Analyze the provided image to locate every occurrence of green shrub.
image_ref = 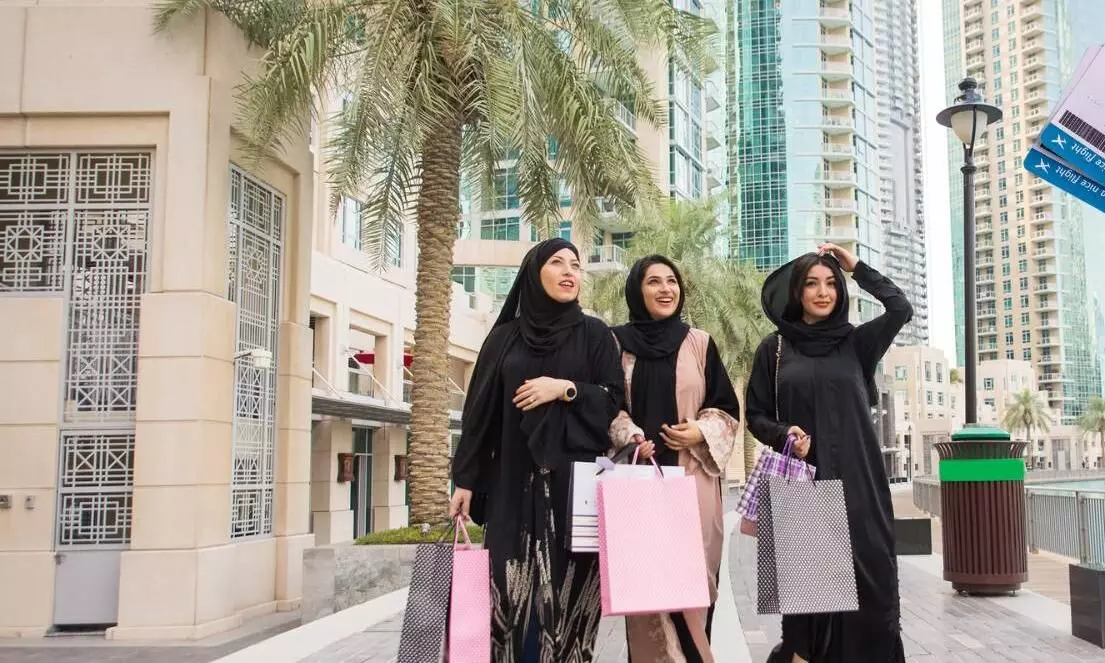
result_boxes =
[355,523,485,545]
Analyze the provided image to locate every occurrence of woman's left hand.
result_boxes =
[660,421,704,450]
[513,377,571,411]
[818,242,859,272]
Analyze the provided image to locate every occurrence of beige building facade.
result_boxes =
[884,346,965,479]
[976,360,1100,469]
[0,3,496,639]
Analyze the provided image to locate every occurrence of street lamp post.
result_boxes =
[937,77,1002,425]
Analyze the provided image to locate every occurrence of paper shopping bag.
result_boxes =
[570,453,684,553]
[448,519,491,663]
[756,476,859,615]
[397,538,454,663]
[596,462,709,616]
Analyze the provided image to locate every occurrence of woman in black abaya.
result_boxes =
[449,238,624,663]
[745,242,912,663]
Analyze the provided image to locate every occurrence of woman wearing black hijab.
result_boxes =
[449,238,624,663]
[746,242,912,663]
[609,255,741,663]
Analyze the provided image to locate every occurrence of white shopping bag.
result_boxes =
[568,455,684,553]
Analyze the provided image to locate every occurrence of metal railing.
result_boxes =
[912,470,1105,566]
[1026,488,1105,567]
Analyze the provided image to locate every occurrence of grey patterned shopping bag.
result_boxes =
[397,541,454,663]
[756,476,859,615]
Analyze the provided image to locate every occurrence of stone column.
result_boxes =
[310,419,354,543]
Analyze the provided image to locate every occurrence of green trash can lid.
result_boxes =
[951,424,1011,441]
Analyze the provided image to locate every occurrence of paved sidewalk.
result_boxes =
[298,614,629,663]
[729,529,1103,662]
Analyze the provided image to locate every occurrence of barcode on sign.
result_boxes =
[1059,110,1105,152]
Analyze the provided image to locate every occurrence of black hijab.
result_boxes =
[761,252,878,403]
[612,255,691,459]
[493,237,584,354]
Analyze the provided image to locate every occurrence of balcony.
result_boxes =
[1025,73,1046,88]
[1023,38,1045,56]
[820,88,854,107]
[965,39,984,55]
[614,101,636,133]
[819,170,856,187]
[819,34,852,54]
[1023,21,1043,39]
[821,143,855,160]
[820,62,853,80]
[823,199,856,214]
[1027,104,1048,122]
[588,244,626,272]
[976,205,993,217]
[1035,281,1057,294]
[821,115,854,134]
[1024,56,1045,73]
[1033,229,1055,241]
[822,226,859,242]
[966,55,985,70]
[964,20,983,38]
[818,7,851,26]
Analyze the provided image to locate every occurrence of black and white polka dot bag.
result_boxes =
[756,475,859,615]
[397,539,454,662]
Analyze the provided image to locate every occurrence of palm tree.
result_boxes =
[155,0,715,524]
[1001,388,1053,466]
[585,199,771,476]
[1077,396,1105,469]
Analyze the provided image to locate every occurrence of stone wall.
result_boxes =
[301,544,418,623]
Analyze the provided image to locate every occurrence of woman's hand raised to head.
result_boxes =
[513,377,574,411]
[817,242,858,272]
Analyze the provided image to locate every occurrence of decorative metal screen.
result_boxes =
[227,166,283,539]
[0,151,151,549]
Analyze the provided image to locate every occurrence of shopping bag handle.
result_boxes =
[596,441,640,475]
[630,446,666,478]
[781,434,815,481]
[453,516,473,547]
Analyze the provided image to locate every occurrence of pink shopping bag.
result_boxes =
[448,517,491,663]
[596,455,710,616]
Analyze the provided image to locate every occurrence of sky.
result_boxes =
[917,6,956,362]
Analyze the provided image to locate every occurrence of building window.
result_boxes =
[480,216,520,241]
[559,220,572,241]
[491,168,520,209]
[924,361,932,381]
[983,378,994,391]
[895,366,907,380]
[936,364,944,383]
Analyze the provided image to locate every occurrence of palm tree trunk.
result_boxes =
[407,113,462,526]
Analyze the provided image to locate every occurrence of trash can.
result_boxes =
[935,425,1028,595]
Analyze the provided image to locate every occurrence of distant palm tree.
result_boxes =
[1077,396,1105,469]
[1002,388,1053,465]
[585,199,771,476]
[155,0,715,524]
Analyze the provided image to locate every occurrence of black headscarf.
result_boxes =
[493,237,584,354]
[612,255,691,458]
[761,252,878,403]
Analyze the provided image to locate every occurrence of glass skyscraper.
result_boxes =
[734,0,885,323]
[943,0,1101,423]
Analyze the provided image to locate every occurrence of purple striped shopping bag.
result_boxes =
[736,435,816,537]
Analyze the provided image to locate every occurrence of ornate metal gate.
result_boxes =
[226,166,283,539]
[0,151,151,627]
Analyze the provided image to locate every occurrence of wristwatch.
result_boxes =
[563,383,578,402]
